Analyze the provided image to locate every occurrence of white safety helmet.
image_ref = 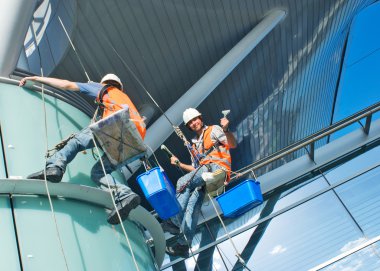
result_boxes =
[101,73,123,89]
[183,108,202,125]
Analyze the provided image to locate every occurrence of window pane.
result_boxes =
[319,241,380,271]
[325,146,380,185]
[245,192,363,270]
[335,165,380,238]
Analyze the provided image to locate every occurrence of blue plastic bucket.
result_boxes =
[137,167,180,219]
[216,179,263,218]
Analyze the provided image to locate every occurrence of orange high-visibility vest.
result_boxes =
[96,85,146,139]
[197,126,232,181]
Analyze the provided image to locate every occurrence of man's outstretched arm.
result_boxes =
[19,76,79,91]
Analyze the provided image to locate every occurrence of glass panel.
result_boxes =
[319,241,380,270]
[162,117,380,270]
[325,146,380,185]
[272,175,328,212]
[165,191,363,271]
[171,174,326,262]
[13,195,156,271]
[243,192,363,271]
[335,165,380,238]
[331,1,380,140]
[0,195,21,270]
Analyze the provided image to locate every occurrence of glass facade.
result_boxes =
[162,145,380,271]
[332,1,380,140]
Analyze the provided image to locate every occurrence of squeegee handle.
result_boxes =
[161,145,174,158]
[161,145,181,166]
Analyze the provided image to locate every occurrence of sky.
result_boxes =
[331,1,380,139]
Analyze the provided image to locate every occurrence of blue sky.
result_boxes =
[332,1,380,139]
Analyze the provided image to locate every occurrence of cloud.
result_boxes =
[270,245,287,255]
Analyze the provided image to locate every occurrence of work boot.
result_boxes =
[165,243,189,257]
[161,220,180,235]
[27,167,63,183]
[107,194,141,225]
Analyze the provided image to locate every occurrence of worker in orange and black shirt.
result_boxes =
[164,108,236,257]
[19,74,144,224]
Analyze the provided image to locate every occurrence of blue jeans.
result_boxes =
[46,127,134,202]
[171,163,221,246]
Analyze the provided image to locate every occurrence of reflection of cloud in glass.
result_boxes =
[325,259,363,271]
[270,245,287,255]
[340,238,366,252]
[213,262,222,270]
[185,255,198,270]
[211,250,228,270]
[324,237,379,271]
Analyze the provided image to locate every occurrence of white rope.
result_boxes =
[31,17,70,270]
[58,16,91,82]
[102,35,193,148]
[91,137,141,271]
[144,144,162,169]
[199,211,232,271]
[207,168,257,271]
[250,169,258,181]
[206,193,252,271]
[41,83,70,271]
[173,216,202,271]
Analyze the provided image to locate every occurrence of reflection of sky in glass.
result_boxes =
[247,192,363,270]
[163,145,380,270]
[325,146,380,185]
[332,2,380,140]
[335,165,380,238]
[272,176,328,213]
[320,241,380,271]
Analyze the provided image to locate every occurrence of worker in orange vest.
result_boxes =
[19,74,145,224]
[164,108,235,257]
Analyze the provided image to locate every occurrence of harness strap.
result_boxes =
[199,142,231,169]
[201,156,231,166]
[176,165,207,193]
[94,84,112,119]
[97,84,112,104]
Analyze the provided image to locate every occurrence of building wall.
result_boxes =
[0,81,157,270]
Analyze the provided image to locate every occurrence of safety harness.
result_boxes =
[95,84,146,139]
[176,126,230,193]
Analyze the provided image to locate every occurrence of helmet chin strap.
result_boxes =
[104,81,122,90]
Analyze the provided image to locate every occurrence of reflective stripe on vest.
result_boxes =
[197,126,231,180]
[96,86,146,139]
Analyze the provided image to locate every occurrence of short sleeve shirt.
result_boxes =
[190,125,228,167]
[191,125,228,152]
[76,82,103,99]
